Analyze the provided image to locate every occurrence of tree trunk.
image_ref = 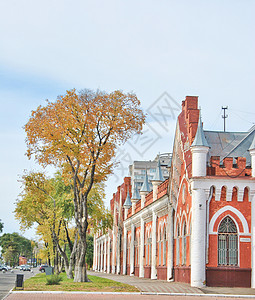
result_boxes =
[52,231,73,279]
[67,232,78,279]
[73,238,88,282]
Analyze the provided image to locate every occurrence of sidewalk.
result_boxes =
[4,270,255,300]
[88,270,255,296]
[7,293,255,300]
[88,270,202,294]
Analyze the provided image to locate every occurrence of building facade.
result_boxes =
[128,153,172,192]
[93,96,255,288]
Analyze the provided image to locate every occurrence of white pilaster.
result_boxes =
[112,200,117,274]
[151,211,157,279]
[116,230,121,274]
[97,244,100,271]
[191,188,206,287]
[152,181,160,202]
[250,149,255,178]
[140,192,147,208]
[107,236,111,273]
[123,226,127,275]
[124,208,128,220]
[251,192,255,288]
[130,224,135,276]
[131,200,137,215]
[112,229,116,274]
[226,189,232,202]
[93,236,97,271]
[167,207,174,281]
[104,237,107,272]
[100,240,104,272]
[139,218,145,277]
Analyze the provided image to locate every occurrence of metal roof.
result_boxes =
[140,170,151,192]
[123,190,132,208]
[191,111,210,148]
[152,159,164,182]
[249,131,255,151]
[132,183,141,200]
[204,126,255,166]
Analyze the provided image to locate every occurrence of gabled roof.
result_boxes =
[152,159,164,182]
[204,126,255,166]
[249,130,255,151]
[191,111,210,148]
[132,183,141,200]
[140,170,151,192]
[123,190,132,208]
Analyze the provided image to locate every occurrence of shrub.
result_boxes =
[46,274,63,285]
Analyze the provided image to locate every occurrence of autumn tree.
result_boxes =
[24,89,145,282]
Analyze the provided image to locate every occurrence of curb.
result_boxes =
[2,288,13,300]
[8,291,255,298]
[142,292,255,298]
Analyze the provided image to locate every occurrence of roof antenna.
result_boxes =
[222,106,228,132]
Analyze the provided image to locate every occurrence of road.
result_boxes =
[0,268,39,300]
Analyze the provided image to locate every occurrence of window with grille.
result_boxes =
[135,233,140,266]
[146,232,152,266]
[182,222,187,265]
[163,227,167,266]
[127,237,130,265]
[158,230,162,266]
[218,216,238,266]
[176,224,180,265]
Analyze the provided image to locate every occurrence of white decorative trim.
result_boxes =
[180,210,188,230]
[209,205,249,235]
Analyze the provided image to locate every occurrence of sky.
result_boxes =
[0,0,254,240]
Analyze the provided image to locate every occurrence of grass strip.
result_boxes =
[21,273,139,292]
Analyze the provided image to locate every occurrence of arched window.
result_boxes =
[158,226,162,266]
[182,221,187,265]
[163,226,167,266]
[135,231,140,266]
[127,236,131,266]
[176,224,180,266]
[218,216,238,266]
[145,230,152,266]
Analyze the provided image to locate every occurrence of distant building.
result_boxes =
[94,96,255,288]
[19,256,27,266]
[129,153,172,191]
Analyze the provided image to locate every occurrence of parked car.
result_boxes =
[19,264,26,271]
[0,265,8,271]
[23,265,31,271]
[39,264,48,272]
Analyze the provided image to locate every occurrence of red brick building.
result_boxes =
[94,96,255,288]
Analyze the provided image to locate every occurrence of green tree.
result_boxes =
[0,219,3,233]
[15,171,74,277]
[85,235,93,269]
[15,171,112,278]
[0,233,32,266]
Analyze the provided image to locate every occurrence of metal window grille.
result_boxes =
[163,228,167,266]
[218,217,238,266]
[176,225,180,266]
[182,223,187,265]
